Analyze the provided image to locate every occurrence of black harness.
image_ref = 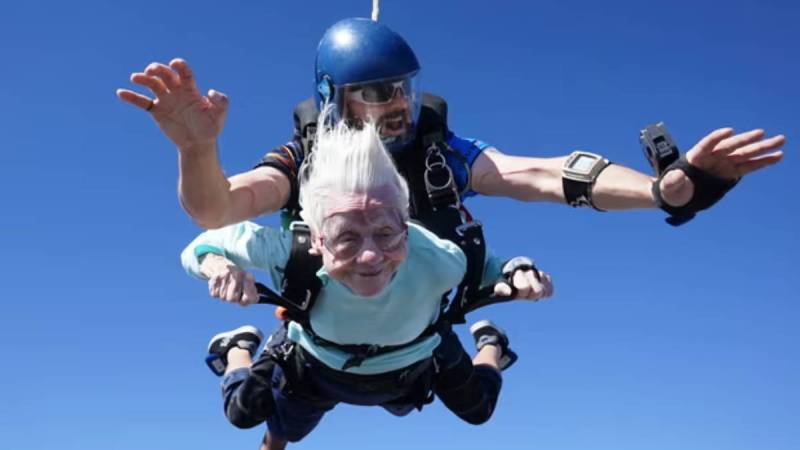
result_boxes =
[256,93,513,371]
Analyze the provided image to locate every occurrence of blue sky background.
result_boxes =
[1,1,798,449]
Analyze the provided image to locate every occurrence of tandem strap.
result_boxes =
[417,130,487,325]
[309,320,447,371]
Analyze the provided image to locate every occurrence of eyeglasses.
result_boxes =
[348,79,409,105]
[321,225,408,260]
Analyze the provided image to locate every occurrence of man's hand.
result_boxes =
[493,267,554,301]
[117,58,228,153]
[199,254,258,307]
[659,128,785,207]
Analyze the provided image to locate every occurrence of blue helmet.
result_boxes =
[315,18,422,151]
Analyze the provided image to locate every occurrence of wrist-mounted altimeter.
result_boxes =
[562,151,611,210]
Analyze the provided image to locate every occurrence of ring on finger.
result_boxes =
[146,99,155,112]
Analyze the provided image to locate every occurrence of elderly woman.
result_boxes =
[181,118,553,450]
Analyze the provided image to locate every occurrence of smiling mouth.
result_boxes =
[380,113,407,133]
[356,268,384,277]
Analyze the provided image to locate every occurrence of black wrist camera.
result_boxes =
[639,122,679,176]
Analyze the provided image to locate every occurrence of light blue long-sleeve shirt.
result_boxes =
[182,222,503,374]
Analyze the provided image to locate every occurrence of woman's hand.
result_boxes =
[493,258,554,301]
[199,254,258,306]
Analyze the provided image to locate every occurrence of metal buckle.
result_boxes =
[455,220,482,237]
[423,143,462,210]
[425,147,448,170]
[279,280,314,311]
[273,340,295,363]
[289,221,310,232]
[424,168,460,210]
[298,289,313,310]
[424,155,455,188]
[424,145,454,189]
[290,221,310,244]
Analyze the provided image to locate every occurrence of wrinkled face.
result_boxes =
[343,85,413,139]
[312,194,408,297]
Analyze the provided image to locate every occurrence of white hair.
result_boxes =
[298,108,410,233]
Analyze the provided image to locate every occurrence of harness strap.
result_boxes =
[305,320,446,371]
[446,221,487,324]
[410,100,488,324]
[293,97,318,155]
[255,222,322,324]
[423,139,460,211]
[281,222,322,320]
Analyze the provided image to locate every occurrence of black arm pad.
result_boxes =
[652,156,739,226]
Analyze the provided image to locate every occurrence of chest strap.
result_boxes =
[304,318,448,371]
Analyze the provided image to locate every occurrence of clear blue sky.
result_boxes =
[1,1,798,449]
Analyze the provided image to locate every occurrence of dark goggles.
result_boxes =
[348,79,410,105]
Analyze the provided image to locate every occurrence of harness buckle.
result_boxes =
[455,220,483,238]
[268,340,295,364]
[424,143,461,211]
[278,281,315,311]
[288,221,309,231]
[424,163,456,190]
[424,165,460,210]
[341,356,365,371]
[424,147,448,170]
[341,344,382,371]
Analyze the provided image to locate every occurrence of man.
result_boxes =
[117,18,785,232]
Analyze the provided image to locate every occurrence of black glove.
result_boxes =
[652,156,739,226]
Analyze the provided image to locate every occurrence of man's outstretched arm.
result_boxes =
[470,127,785,213]
[118,58,290,228]
[178,148,290,229]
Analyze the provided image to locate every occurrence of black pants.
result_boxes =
[432,325,503,425]
[221,324,503,440]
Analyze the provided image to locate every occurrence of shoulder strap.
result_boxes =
[396,93,449,218]
[293,97,320,154]
[394,94,487,324]
[281,221,322,311]
[418,93,448,139]
[255,222,322,327]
